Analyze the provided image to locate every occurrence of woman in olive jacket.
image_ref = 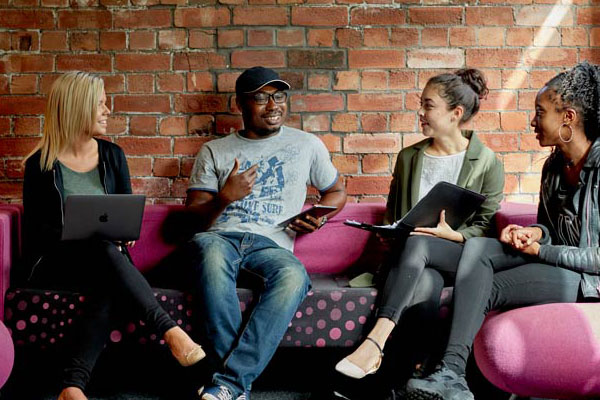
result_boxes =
[336,69,504,381]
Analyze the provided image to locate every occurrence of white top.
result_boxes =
[418,150,466,201]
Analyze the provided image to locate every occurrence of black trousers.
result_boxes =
[378,235,464,324]
[442,237,582,374]
[28,239,176,390]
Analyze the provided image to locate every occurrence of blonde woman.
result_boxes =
[22,72,204,400]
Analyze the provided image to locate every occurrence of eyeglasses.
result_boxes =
[249,91,287,105]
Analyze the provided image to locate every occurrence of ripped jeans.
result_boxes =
[187,231,310,397]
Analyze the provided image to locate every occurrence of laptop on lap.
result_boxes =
[61,194,146,241]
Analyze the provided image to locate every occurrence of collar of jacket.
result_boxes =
[540,137,600,243]
[409,130,483,208]
[583,137,600,168]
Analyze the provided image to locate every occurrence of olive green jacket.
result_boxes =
[384,130,505,240]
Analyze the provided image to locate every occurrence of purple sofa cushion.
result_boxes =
[128,204,184,273]
[0,320,13,388]
[3,277,380,349]
[129,203,387,275]
[294,203,386,275]
[475,303,600,398]
[495,202,538,236]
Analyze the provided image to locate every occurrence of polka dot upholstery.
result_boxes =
[4,279,455,349]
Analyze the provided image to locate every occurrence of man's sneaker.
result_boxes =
[405,363,474,400]
[199,385,248,400]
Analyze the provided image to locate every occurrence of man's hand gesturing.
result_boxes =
[219,158,258,204]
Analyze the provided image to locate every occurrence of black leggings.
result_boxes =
[442,237,582,375]
[378,235,464,324]
[28,240,176,391]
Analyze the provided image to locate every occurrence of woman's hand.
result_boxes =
[500,225,542,255]
[519,241,541,256]
[410,210,464,242]
[500,225,542,249]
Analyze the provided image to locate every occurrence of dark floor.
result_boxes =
[0,342,516,400]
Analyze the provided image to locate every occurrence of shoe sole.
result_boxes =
[406,389,443,400]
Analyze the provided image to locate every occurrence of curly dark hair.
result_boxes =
[545,61,600,141]
[427,68,489,124]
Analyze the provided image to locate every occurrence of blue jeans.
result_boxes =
[188,232,310,397]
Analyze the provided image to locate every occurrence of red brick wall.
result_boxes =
[0,3,598,204]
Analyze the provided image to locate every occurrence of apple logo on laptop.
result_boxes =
[99,213,109,223]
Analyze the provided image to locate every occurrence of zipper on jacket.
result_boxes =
[101,161,108,194]
[53,167,64,226]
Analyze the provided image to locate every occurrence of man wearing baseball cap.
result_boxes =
[185,66,347,400]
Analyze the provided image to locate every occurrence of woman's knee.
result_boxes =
[461,237,497,269]
[412,268,444,305]
[395,235,434,270]
[463,236,495,254]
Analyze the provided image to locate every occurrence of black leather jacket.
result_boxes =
[21,139,131,279]
[536,137,600,298]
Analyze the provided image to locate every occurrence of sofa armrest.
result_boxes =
[0,210,12,321]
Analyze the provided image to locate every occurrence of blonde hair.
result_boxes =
[25,71,104,171]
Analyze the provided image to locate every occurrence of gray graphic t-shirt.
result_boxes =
[188,126,339,250]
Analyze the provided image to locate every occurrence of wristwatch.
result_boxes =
[318,216,328,229]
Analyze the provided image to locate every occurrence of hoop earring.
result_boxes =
[558,123,573,143]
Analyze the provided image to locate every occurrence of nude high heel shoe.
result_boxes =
[335,337,384,379]
[177,343,206,367]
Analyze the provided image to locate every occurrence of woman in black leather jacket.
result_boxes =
[405,62,600,400]
[22,72,205,400]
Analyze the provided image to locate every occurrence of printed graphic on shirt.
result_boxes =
[217,146,300,226]
[557,212,581,247]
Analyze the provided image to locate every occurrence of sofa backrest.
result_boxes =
[295,202,386,274]
[129,202,388,275]
[1,201,539,277]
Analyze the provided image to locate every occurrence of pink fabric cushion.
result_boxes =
[294,202,386,275]
[0,320,14,388]
[131,203,387,275]
[475,303,600,398]
[495,202,537,237]
[0,211,13,322]
[129,204,183,273]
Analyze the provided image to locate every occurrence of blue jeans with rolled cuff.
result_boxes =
[188,231,310,398]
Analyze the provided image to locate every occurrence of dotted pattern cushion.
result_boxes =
[4,276,396,349]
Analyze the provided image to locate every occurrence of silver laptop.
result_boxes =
[61,194,146,241]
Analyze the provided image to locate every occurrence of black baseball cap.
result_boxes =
[235,66,291,95]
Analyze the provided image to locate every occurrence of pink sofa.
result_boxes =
[1,202,598,398]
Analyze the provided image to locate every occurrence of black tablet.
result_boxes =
[278,205,337,227]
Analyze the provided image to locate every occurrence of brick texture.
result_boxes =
[0,2,597,203]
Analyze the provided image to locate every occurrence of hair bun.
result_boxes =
[455,69,489,100]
